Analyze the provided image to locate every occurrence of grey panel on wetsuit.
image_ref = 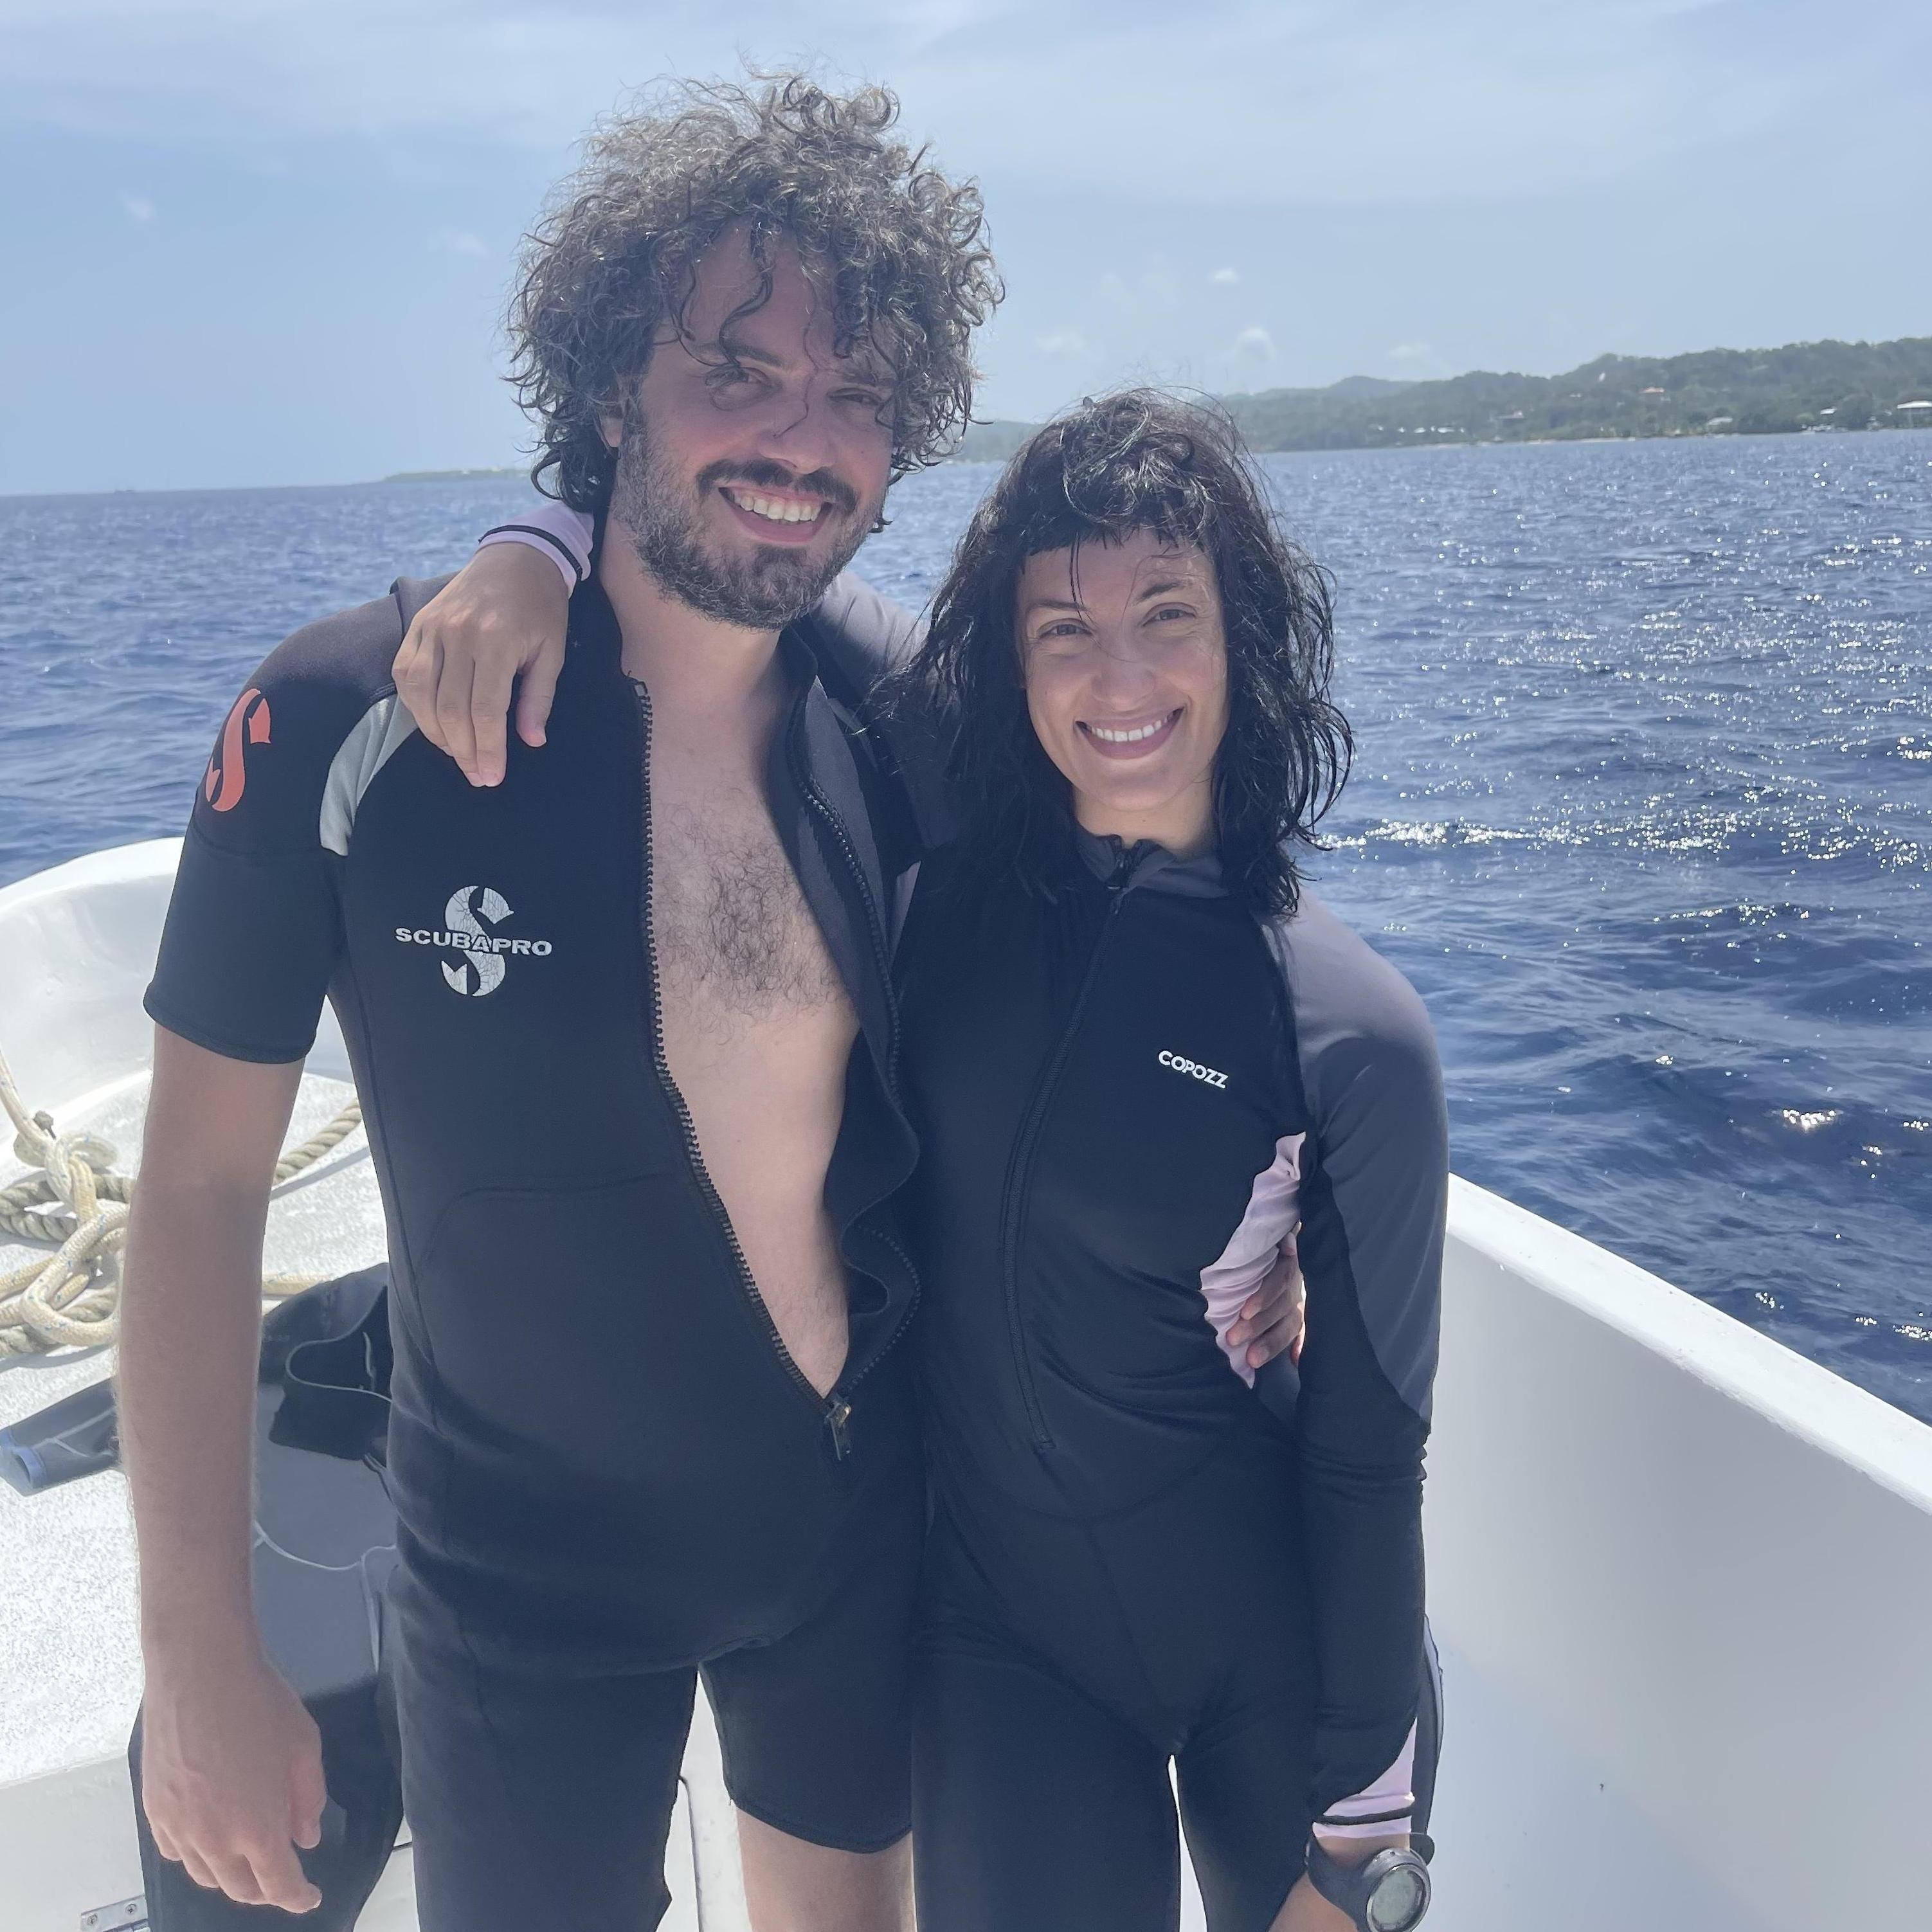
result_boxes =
[1263,894,1447,1425]
[320,694,419,856]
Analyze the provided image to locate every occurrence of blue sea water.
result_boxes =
[1,433,1927,1422]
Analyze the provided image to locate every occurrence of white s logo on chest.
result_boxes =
[393,884,556,997]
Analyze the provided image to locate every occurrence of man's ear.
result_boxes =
[597,403,623,452]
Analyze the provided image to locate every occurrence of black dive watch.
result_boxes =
[1304,1830,1434,1932]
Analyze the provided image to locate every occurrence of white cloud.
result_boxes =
[1034,327,1090,357]
[1211,266,1240,285]
[430,227,489,258]
[1389,341,1435,365]
[121,194,155,221]
[1234,325,1274,361]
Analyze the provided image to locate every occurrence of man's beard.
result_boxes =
[608,410,874,630]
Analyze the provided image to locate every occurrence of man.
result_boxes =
[122,75,1299,1932]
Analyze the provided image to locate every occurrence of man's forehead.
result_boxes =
[680,230,898,381]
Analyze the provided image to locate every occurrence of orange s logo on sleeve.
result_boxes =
[204,687,272,813]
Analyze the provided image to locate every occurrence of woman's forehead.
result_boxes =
[1018,532,1214,608]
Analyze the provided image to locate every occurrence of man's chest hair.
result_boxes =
[650,782,846,1018]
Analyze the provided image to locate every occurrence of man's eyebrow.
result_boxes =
[707,338,896,387]
[709,338,786,371]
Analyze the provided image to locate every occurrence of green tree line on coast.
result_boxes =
[952,336,1932,461]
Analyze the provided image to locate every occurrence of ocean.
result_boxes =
[1,431,1927,1423]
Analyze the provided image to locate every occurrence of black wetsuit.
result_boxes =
[896,835,1447,1932]
[145,568,926,1929]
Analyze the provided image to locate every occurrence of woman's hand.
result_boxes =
[393,542,571,787]
[1225,1236,1305,1369]
[1270,1872,1357,1932]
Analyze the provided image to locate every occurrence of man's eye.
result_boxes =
[706,366,759,393]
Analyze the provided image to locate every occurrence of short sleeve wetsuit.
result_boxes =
[145,560,932,1929]
[894,834,1447,1932]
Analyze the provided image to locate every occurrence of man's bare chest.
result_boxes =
[649,780,850,1029]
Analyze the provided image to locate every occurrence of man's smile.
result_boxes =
[718,483,831,545]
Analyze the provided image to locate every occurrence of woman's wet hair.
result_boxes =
[901,390,1351,916]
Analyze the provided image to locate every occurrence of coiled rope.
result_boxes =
[0,1042,365,1358]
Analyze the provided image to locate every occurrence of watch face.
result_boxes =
[1366,1861,1429,1932]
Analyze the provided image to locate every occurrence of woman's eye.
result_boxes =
[1150,605,1195,624]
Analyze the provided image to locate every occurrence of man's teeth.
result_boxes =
[726,488,822,525]
[1087,714,1176,745]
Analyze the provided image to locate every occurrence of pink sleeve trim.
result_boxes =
[477,500,595,590]
[1312,1722,1416,1843]
[1198,1133,1303,1386]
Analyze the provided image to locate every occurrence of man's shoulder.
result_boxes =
[190,576,454,842]
[249,576,450,711]
[797,569,924,699]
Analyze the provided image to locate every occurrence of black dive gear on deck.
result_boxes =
[898,835,1447,1932]
[2,1268,405,1931]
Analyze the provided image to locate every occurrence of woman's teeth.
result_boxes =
[725,488,822,525]
[1085,712,1178,745]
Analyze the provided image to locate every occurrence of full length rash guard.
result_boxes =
[145,560,928,1669]
[896,833,1446,1845]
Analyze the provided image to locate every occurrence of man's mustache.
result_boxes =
[696,458,859,518]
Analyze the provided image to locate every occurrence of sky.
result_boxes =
[1,0,1927,494]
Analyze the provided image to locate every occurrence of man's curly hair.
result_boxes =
[509,75,1002,510]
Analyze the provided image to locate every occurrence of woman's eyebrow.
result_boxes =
[1134,577,1196,600]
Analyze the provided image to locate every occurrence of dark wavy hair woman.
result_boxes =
[902,390,1350,915]
[889,392,1450,1932]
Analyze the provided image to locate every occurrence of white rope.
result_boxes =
[0,1041,365,1359]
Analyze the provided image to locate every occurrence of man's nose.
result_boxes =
[752,372,842,473]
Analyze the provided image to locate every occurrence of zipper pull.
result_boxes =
[827,1398,853,1460]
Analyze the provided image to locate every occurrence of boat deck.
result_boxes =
[3,1066,1771,1932]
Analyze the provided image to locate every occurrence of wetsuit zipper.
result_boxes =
[630,680,840,1448]
[784,701,921,1425]
[995,855,1135,1451]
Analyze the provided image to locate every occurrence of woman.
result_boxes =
[889,394,1445,1932]
[420,392,1446,1932]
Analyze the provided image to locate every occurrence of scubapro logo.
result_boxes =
[394,886,553,997]
[1158,1049,1229,1090]
[204,687,271,813]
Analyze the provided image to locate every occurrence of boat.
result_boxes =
[3,838,1929,1932]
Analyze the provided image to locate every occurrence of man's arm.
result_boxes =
[129,594,395,1909]
[119,1029,325,1913]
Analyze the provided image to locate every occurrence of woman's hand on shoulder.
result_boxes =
[393,542,570,787]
